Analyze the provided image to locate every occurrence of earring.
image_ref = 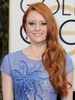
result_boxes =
[25,34,28,40]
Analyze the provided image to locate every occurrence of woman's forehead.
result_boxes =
[26,10,46,21]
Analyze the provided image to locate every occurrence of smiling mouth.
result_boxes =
[33,33,43,36]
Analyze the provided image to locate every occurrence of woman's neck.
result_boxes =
[29,43,46,56]
[23,42,46,60]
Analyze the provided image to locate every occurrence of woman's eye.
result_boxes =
[41,23,47,25]
[29,22,35,25]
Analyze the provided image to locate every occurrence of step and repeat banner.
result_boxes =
[9,0,75,89]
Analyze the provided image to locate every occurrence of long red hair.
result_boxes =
[22,2,70,97]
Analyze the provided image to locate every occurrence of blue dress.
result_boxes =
[0,50,74,100]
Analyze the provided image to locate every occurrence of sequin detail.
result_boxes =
[12,61,49,100]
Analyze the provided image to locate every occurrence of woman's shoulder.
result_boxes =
[2,50,22,61]
[65,54,72,60]
[6,50,22,56]
[65,54,74,75]
[65,54,73,65]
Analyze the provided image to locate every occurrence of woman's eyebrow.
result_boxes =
[27,20,46,22]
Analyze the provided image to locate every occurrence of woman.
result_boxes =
[0,2,74,100]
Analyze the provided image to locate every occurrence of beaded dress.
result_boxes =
[0,50,74,100]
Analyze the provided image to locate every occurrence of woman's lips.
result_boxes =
[33,33,43,36]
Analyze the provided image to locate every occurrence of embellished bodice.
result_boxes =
[11,53,57,100]
[0,50,74,100]
[12,60,55,100]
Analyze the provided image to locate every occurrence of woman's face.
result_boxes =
[25,10,47,44]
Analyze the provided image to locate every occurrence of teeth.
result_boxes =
[33,33,42,36]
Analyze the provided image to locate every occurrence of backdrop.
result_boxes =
[9,0,75,90]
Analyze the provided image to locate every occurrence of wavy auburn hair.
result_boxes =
[22,2,70,97]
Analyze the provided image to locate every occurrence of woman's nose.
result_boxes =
[35,24,40,31]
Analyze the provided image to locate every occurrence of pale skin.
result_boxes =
[2,10,74,100]
[2,73,14,100]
